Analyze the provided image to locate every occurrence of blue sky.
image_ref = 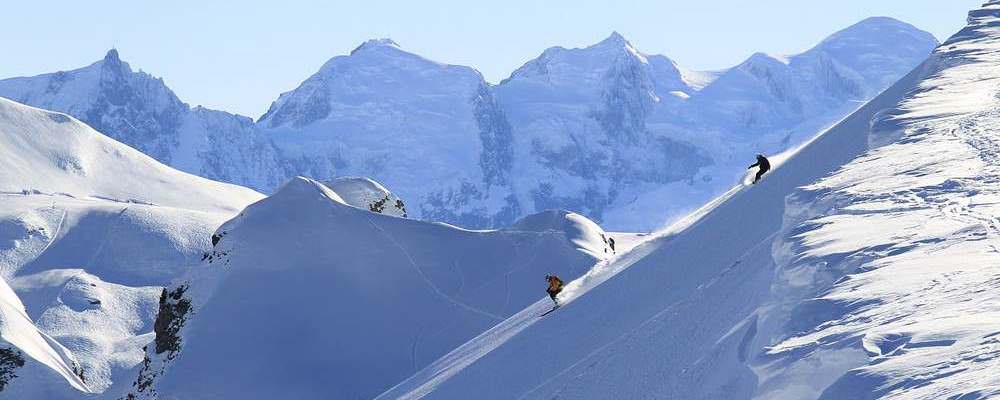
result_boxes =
[0,1,984,117]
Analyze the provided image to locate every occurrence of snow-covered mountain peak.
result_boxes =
[0,51,287,192]
[807,17,938,86]
[590,31,637,54]
[350,38,403,55]
[505,31,656,84]
[818,17,934,48]
[101,48,123,68]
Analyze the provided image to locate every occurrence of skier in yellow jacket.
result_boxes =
[545,274,564,306]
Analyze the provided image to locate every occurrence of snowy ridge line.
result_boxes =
[365,214,505,322]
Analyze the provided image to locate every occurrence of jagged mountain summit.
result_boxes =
[378,3,1000,399]
[498,17,937,230]
[0,18,938,233]
[0,98,263,397]
[0,50,286,192]
[262,19,936,231]
[258,38,519,227]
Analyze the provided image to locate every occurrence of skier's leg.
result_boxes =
[753,169,765,184]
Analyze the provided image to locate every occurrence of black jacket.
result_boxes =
[749,155,771,171]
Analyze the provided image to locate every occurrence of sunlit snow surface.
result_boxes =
[379,3,1000,399]
[0,98,262,397]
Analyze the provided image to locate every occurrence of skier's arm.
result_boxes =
[748,161,759,169]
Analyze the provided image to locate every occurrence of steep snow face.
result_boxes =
[259,40,518,227]
[0,275,90,396]
[0,50,287,192]
[500,19,937,231]
[0,98,262,396]
[134,177,608,400]
[321,176,408,217]
[379,6,1000,399]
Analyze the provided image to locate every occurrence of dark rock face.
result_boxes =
[83,51,186,163]
[473,83,514,188]
[0,347,25,392]
[153,285,191,356]
[259,75,332,129]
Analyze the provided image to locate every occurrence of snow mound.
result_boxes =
[506,210,612,257]
[321,176,407,217]
[134,177,607,399]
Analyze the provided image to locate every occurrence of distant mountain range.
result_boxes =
[0,17,938,230]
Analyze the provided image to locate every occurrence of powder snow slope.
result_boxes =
[132,177,612,400]
[378,4,1000,399]
[0,98,263,397]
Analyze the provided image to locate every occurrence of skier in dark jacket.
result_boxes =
[545,274,564,306]
[748,154,771,184]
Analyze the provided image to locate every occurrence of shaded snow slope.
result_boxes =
[134,177,610,400]
[0,50,287,192]
[378,8,999,399]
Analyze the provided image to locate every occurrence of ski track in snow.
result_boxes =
[516,229,778,400]
[37,208,68,261]
[365,215,504,322]
[84,207,129,270]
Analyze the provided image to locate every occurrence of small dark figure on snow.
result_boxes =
[545,274,564,306]
[748,154,771,184]
[608,237,616,254]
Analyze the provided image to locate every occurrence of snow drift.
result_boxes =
[378,3,1000,399]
